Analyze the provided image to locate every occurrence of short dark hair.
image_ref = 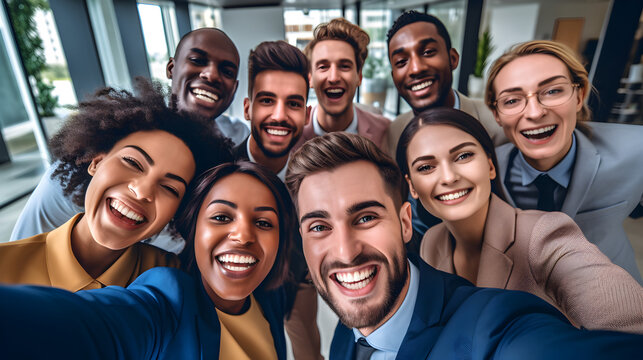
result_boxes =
[286,132,407,209]
[387,10,452,51]
[175,161,296,290]
[173,27,239,61]
[395,108,505,200]
[247,40,310,98]
[304,18,370,72]
[49,77,234,207]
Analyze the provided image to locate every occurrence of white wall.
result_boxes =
[220,6,286,119]
[485,3,540,76]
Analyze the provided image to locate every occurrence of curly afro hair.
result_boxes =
[49,77,234,207]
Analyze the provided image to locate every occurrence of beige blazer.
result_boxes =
[420,194,643,334]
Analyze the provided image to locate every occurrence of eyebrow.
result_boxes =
[187,48,238,70]
[497,75,569,96]
[410,142,477,167]
[255,206,278,215]
[391,37,437,57]
[288,94,306,102]
[300,210,330,223]
[207,199,236,208]
[188,48,207,57]
[347,201,386,215]
[125,145,154,165]
[255,91,305,103]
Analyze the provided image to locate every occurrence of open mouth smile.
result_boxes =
[325,87,345,99]
[410,80,434,92]
[332,265,377,291]
[265,127,291,136]
[108,198,146,225]
[521,125,557,140]
[217,253,258,272]
[191,87,219,103]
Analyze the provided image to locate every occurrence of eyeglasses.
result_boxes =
[494,82,579,115]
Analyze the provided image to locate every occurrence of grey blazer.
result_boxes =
[496,122,643,283]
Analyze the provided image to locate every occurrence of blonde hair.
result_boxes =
[485,40,592,126]
[304,18,370,72]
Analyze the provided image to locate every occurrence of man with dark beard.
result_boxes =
[286,132,642,359]
[233,41,310,181]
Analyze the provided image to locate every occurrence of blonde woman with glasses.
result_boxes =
[485,40,643,283]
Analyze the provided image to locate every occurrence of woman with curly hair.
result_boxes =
[0,162,296,359]
[0,79,232,291]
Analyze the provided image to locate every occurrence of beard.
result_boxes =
[251,121,299,158]
[314,247,408,330]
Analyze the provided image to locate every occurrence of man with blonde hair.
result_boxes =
[294,18,389,151]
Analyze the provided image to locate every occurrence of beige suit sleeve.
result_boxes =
[528,212,643,334]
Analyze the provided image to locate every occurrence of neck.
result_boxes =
[317,104,354,133]
[412,89,456,115]
[70,215,126,279]
[525,139,573,172]
[249,136,288,175]
[357,262,410,337]
[202,276,249,315]
[443,198,490,284]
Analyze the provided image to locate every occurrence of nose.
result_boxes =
[328,64,340,83]
[228,218,255,245]
[200,62,220,84]
[523,93,545,120]
[408,52,425,76]
[439,162,459,185]
[331,225,362,264]
[271,100,287,122]
[128,179,154,202]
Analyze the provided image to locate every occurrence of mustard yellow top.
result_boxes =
[216,294,278,360]
[0,214,179,291]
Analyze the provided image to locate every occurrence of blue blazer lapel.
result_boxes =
[195,282,222,360]
[330,323,356,360]
[561,130,600,217]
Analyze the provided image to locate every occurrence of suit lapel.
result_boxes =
[476,195,515,288]
[561,130,600,217]
[495,145,517,207]
[355,107,373,139]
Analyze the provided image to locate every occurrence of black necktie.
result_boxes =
[533,174,558,211]
[354,338,376,360]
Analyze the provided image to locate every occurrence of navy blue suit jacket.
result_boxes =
[0,267,287,359]
[330,257,642,359]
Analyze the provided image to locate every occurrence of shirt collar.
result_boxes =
[452,89,461,110]
[246,135,289,182]
[352,260,419,354]
[517,133,577,188]
[46,213,138,291]
[312,105,358,136]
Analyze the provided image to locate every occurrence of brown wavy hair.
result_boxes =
[304,18,370,72]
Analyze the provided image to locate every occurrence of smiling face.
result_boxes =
[194,173,280,313]
[84,130,195,250]
[310,40,362,118]
[492,54,583,171]
[297,161,413,335]
[389,22,459,113]
[167,29,240,120]
[405,125,495,223]
[244,70,310,158]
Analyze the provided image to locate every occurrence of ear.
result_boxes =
[308,72,313,88]
[575,85,586,112]
[405,174,419,199]
[493,111,503,127]
[488,157,497,181]
[399,201,413,244]
[243,97,251,121]
[357,69,363,87]
[166,58,175,79]
[305,105,312,126]
[449,48,460,71]
[87,154,105,176]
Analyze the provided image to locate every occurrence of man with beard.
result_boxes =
[293,18,389,151]
[385,11,507,237]
[285,132,642,359]
[234,40,310,181]
[10,28,243,251]
[386,11,505,158]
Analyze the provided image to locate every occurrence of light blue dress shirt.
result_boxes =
[352,260,419,360]
[312,105,358,136]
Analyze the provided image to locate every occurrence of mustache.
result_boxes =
[261,121,295,131]
[321,252,387,277]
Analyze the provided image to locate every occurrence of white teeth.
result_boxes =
[266,128,289,136]
[326,88,343,93]
[335,267,375,288]
[192,88,219,102]
[411,80,433,91]
[110,199,144,222]
[217,254,257,264]
[521,125,556,136]
[437,189,470,201]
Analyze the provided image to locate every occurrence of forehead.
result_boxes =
[204,173,275,207]
[495,54,570,90]
[389,22,445,54]
[252,70,307,98]
[177,30,240,65]
[297,161,393,215]
[408,124,479,155]
[111,130,185,153]
[311,40,356,63]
